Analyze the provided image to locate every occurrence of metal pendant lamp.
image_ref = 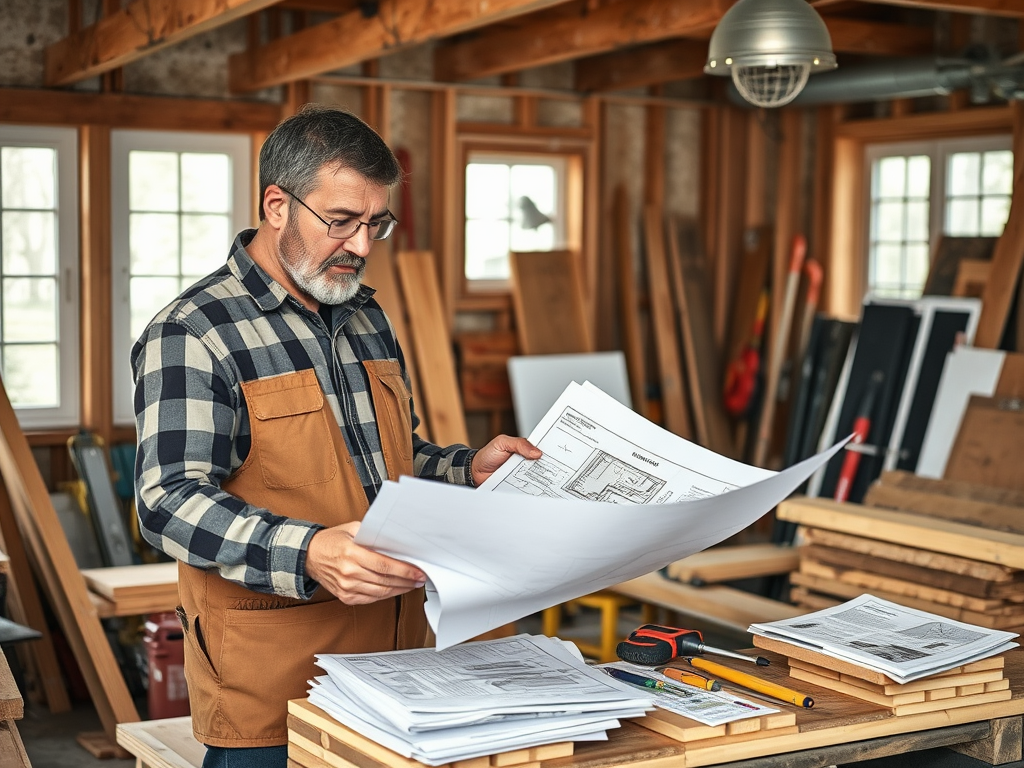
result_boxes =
[704,0,837,108]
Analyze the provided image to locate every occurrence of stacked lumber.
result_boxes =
[81,562,178,618]
[287,699,573,768]
[776,493,1024,631]
[640,706,796,745]
[753,636,1011,716]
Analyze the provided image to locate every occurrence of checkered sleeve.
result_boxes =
[133,320,321,600]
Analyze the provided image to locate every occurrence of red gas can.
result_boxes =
[144,612,190,719]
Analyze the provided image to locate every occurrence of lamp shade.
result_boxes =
[705,0,837,108]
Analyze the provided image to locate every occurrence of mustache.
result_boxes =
[317,253,365,275]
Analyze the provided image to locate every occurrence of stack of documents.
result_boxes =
[749,594,1019,683]
[305,634,654,765]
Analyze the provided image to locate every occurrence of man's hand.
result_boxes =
[304,522,426,605]
[471,435,542,487]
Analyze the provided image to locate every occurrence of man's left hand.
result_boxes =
[471,435,542,487]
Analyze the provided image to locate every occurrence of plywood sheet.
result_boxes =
[945,395,1024,492]
[509,250,591,356]
[116,716,204,768]
[81,562,178,600]
[395,251,469,447]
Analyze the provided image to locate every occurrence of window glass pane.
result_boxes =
[907,156,930,197]
[181,214,230,275]
[872,243,903,288]
[2,211,56,274]
[949,152,981,196]
[981,196,1010,236]
[511,222,555,252]
[905,243,930,290]
[130,151,179,211]
[982,150,1013,195]
[130,213,180,275]
[947,198,979,235]
[465,220,510,280]
[130,277,181,340]
[875,157,906,199]
[3,344,58,407]
[1,147,56,209]
[181,153,230,213]
[4,277,57,342]
[875,201,905,241]
[905,200,929,241]
[510,165,556,215]
[465,164,510,219]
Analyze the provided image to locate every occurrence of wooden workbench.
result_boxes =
[289,648,1024,768]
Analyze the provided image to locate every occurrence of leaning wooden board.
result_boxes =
[287,648,1024,768]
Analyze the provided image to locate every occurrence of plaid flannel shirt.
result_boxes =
[133,230,475,600]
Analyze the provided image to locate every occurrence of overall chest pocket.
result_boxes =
[242,370,338,489]
[363,359,414,479]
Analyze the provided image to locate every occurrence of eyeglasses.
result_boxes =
[279,187,398,241]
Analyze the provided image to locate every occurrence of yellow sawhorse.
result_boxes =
[542,591,655,662]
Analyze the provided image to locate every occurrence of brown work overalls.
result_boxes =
[176,364,430,748]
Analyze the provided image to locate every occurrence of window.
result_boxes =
[0,126,79,428]
[865,136,1012,299]
[111,131,251,426]
[464,152,567,283]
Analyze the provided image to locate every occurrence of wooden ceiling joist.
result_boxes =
[434,0,726,82]
[228,0,572,93]
[45,0,281,86]
[823,0,1024,16]
[825,17,934,56]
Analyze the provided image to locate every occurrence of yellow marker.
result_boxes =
[687,657,814,708]
[659,666,721,692]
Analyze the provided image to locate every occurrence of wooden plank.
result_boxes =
[575,39,707,93]
[80,563,178,601]
[804,527,1020,582]
[608,572,803,635]
[724,227,772,395]
[802,544,1023,599]
[0,481,71,713]
[822,16,935,56]
[0,374,140,739]
[845,0,1024,16]
[877,469,1024,509]
[0,87,283,132]
[395,251,469,447]
[666,217,734,455]
[434,0,723,82]
[116,717,205,768]
[950,715,1022,765]
[945,395,1024,492]
[0,720,30,768]
[788,666,926,707]
[798,559,1012,613]
[363,245,430,441]
[643,207,693,440]
[788,658,1006,696]
[509,251,592,356]
[665,544,800,585]
[975,118,1024,347]
[952,258,992,297]
[612,185,648,420]
[45,0,281,85]
[0,655,22,723]
[777,496,1024,569]
[230,0,568,92]
[864,482,1024,535]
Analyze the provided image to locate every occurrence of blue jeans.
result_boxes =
[202,745,288,768]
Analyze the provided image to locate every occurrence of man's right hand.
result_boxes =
[304,522,426,605]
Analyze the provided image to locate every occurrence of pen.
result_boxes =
[685,657,814,708]
[603,667,700,697]
[657,666,722,692]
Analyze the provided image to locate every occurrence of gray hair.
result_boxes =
[258,104,401,220]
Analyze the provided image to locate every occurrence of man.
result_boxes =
[133,105,541,768]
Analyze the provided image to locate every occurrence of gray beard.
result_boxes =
[280,222,366,306]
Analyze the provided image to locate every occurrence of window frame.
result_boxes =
[110,129,252,427]
[0,125,80,429]
[863,133,1012,299]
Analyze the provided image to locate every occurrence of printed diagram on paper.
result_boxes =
[491,405,738,503]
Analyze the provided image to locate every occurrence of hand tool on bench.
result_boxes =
[616,624,769,667]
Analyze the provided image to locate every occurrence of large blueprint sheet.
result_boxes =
[356,383,846,648]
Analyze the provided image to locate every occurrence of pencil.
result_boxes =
[658,666,722,692]
[686,657,814,708]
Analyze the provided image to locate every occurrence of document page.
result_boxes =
[357,382,847,648]
[749,594,1019,683]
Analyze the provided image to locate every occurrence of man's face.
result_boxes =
[277,165,390,307]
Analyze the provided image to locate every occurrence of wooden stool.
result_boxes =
[542,591,654,662]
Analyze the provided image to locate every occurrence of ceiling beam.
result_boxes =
[435,0,728,82]
[228,0,573,93]
[819,0,1024,16]
[575,39,707,93]
[45,0,281,86]
[574,16,933,93]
